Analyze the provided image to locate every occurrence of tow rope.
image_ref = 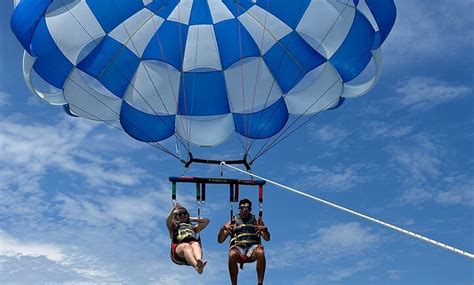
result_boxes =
[221,162,474,259]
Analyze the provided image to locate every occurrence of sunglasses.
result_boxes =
[238,206,251,211]
[176,212,188,217]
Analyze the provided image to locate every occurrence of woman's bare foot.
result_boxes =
[195,259,207,274]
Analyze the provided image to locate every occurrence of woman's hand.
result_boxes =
[171,203,181,214]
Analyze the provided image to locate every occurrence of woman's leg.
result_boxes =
[175,243,197,267]
[190,241,202,261]
[190,241,207,274]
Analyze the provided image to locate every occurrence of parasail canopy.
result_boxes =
[11,0,396,164]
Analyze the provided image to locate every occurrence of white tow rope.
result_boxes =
[221,162,474,259]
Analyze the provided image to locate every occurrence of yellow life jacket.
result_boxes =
[229,214,260,247]
[173,222,198,243]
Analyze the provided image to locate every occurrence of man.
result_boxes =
[218,199,270,285]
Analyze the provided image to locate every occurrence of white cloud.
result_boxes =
[387,142,442,184]
[269,222,380,268]
[326,259,377,282]
[362,121,414,139]
[314,222,380,255]
[271,223,381,284]
[387,134,474,207]
[55,188,171,229]
[387,269,402,281]
[396,178,474,208]
[0,117,146,188]
[435,179,474,207]
[289,163,369,192]
[307,124,351,147]
[0,91,8,107]
[385,0,474,64]
[0,114,235,284]
[396,77,471,110]
[398,187,434,205]
[0,232,118,283]
[0,231,64,262]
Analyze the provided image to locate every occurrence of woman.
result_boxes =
[166,203,209,274]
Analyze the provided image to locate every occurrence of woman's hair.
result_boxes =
[175,206,190,223]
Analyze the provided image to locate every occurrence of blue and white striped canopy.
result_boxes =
[11,0,396,147]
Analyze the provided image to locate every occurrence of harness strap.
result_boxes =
[177,229,195,240]
[230,233,259,242]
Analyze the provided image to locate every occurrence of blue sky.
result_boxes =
[1,1,473,284]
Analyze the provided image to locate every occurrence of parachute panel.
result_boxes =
[11,0,397,154]
[124,61,180,115]
[224,58,283,114]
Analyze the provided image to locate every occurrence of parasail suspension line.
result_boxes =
[221,162,474,260]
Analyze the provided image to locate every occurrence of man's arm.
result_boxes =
[217,221,233,243]
[257,221,270,241]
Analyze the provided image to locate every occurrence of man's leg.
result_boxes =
[254,247,266,284]
[229,249,240,285]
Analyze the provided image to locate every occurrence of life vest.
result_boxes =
[173,222,198,243]
[229,214,260,247]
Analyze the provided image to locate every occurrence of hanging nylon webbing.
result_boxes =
[221,162,474,259]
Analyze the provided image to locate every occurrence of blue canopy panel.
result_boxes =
[30,17,73,88]
[142,21,189,71]
[77,36,140,98]
[146,0,168,13]
[256,0,310,29]
[327,97,345,110]
[63,104,79,117]
[178,71,230,116]
[234,97,288,139]
[120,101,175,142]
[214,19,260,69]
[189,0,213,25]
[221,0,255,17]
[263,32,326,94]
[152,0,180,19]
[10,0,52,55]
[329,10,375,82]
[86,0,144,33]
[365,0,397,49]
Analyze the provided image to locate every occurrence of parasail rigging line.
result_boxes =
[244,0,273,155]
[66,95,180,160]
[109,0,192,151]
[38,0,387,167]
[243,0,353,160]
[243,0,311,154]
[252,34,379,162]
[184,3,197,150]
[252,80,341,162]
[221,162,474,260]
[64,76,183,162]
[236,2,249,152]
[249,1,355,159]
[60,0,192,155]
[143,3,192,148]
[251,56,373,162]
